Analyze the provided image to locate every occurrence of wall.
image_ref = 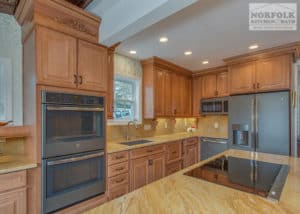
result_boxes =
[107,116,228,142]
[0,13,22,125]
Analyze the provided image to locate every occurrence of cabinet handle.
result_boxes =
[172,151,177,154]
[215,91,218,96]
[147,149,153,153]
[115,155,124,160]
[257,82,260,89]
[252,83,256,89]
[148,160,153,166]
[115,178,125,183]
[74,75,78,84]
[115,167,124,171]
[174,109,177,115]
[79,76,83,85]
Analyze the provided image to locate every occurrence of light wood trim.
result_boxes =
[130,145,165,159]
[0,126,31,139]
[0,171,26,193]
[193,65,228,77]
[108,162,129,178]
[141,57,193,77]
[224,41,300,65]
[108,151,129,166]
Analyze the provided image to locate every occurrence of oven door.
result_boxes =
[42,104,105,158]
[42,150,105,214]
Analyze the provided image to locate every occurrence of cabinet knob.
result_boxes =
[148,160,153,166]
[252,83,256,89]
[215,91,218,96]
[174,109,177,115]
[257,82,260,89]
[74,75,78,84]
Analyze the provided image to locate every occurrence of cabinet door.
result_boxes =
[184,77,192,116]
[107,50,115,119]
[155,70,165,116]
[216,72,229,97]
[183,144,199,168]
[148,153,165,183]
[130,157,149,191]
[36,26,77,88]
[164,71,173,116]
[229,62,255,94]
[171,73,181,116]
[0,188,26,214]
[256,55,291,91]
[192,76,202,117]
[202,74,217,99]
[78,40,108,92]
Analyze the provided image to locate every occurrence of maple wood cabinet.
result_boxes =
[36,26,108,93]
[229,54,291,95]
[130,152,165,191]
[201,72,228,99]
[183,138,199,168]
[142,57,192,118]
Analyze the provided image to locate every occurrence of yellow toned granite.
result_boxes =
[85,150,300,214]
[107,132,202,154]
[0,155,37,174]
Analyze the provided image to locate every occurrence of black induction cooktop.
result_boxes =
[184,156,289,201]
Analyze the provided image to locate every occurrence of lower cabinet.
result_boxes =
[166,160,182,176]
[183,138,199,168]
[130,152,165,191]
[0,171,27,214]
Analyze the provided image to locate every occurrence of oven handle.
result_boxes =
[46,106,104,112]
[47,151,104,166]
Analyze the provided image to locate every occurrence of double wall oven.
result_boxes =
[41,91,106,213]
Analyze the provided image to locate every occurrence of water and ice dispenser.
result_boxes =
[232,124,249,146]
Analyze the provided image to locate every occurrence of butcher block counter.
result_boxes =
[85,150,300,214]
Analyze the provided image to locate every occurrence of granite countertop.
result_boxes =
[85,149,300,214]
[0,155,37,174]
[107,132,202,154]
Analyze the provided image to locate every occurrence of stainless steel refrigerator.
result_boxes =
[229,91,290,156]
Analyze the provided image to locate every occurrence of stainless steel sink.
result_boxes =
[120,140,152,146]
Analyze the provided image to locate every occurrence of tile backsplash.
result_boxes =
[107,116,228,142]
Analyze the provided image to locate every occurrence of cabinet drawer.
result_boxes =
[130,145,165,159]
[108,162,128,178]
[108,173,129,189]
[108,151,129,166]
[109,184,129,200]
[183,137,198,146]
[166,160,182,176]
[0,171,26,193]
[166,141,182,164]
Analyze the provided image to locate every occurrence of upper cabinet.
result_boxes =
[36,26,77,89]
[142,57,192,119]
[192,76,202,117]
[228,54,292,95]
[201,74,217,99]
[216,72,229,97]
[78,40,108,92]
[36,26,108,93]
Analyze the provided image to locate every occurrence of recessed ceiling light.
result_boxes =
[249,44,259,50]
[159,37,168,43]
[184,51,192,56]
[202,60,209,65]
[129,50,137,54]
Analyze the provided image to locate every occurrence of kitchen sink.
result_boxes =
[120,139,153,146]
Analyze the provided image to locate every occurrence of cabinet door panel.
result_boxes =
[202,74,217,99]
[183,144,199,168]
[171,73,181,116]
[78,40,108,92]
[148,153,165,183]
[229,62,255,94]
[256,55,291,91]
[130,157,148,191]
[0,188,26,214]
[164,72,173,116]
[155,70,165,116]
[217,72,229,97]
[192,77,202,117]
[107,50,115,119]
[36,26,77,88]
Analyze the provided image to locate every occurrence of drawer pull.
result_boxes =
[115,167,125,171]
[115,178,125,183]
[147,150,153,153]
[172,151,177,154]
[115,155,124,160]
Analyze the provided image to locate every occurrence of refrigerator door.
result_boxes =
[229,94,256,151]
[256,91,290,155]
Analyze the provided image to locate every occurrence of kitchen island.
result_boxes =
[85,150,300,214]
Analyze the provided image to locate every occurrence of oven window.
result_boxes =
[45,108,104,144]
[46,153,104,197]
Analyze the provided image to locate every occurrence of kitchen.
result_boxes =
[0,0,299,213]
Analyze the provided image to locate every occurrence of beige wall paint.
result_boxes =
[107,116,228,142]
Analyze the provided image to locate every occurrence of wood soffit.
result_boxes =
[192,65,228,77]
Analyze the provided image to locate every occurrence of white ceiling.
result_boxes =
[114,0,300,71]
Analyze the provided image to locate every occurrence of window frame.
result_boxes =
[0,57,12,122]
[108,74,142,126]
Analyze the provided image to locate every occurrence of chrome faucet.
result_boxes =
[126,120,138,141]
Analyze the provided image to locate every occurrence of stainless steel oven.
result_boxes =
[41,91,105,158]
[42,150,105,213]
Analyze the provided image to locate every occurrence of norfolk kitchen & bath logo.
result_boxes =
[249,3,297,31]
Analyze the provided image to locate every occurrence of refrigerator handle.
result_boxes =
[255,97,259,151]
[251,98,256,149]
